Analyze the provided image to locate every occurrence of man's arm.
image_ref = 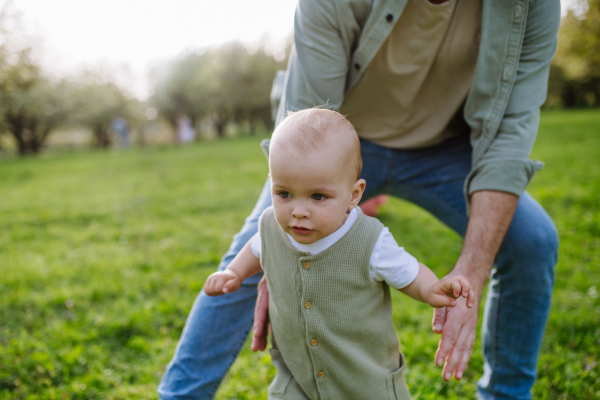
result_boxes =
[435,0,560,381]
[433,190,518,381]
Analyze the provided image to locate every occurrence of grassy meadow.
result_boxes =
[0,109,599,399]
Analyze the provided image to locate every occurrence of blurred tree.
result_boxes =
[70,74,141,148]
[0,4,72,155]
[550,0,600,107]
[151,52,209,135]
[0,48,73,155]
[151,41,287,139]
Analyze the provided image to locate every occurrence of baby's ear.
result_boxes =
[350,179,366,207]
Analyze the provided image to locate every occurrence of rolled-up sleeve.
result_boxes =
[468,0,560,197]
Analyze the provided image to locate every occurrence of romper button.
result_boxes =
[311,339,318,346]
[318,371,325,378]
[386,13,393,22]
[303,262,310,269]
[305,301,312,309]
[354,62,361,70]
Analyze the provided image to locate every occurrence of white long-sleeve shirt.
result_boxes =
[250,208,419,290]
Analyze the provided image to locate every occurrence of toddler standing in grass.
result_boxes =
[204,109,473,400]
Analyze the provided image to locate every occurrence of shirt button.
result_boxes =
[354,62,361,70]
[311,339,318,346]
[386,13,393,22]
[305,301,312,309]
[515,4,523,18]
[303,262,310,270]
[318,371,325,378]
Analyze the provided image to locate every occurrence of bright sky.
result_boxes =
[3,0,576,100]
[5,0,298,99]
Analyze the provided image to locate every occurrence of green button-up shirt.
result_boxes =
[274,0,560,209]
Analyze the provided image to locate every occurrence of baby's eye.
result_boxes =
[312,193,326,201]
[279,191,291,199]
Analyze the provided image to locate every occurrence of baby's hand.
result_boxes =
[204,270,242,296]
[426,275,473,309]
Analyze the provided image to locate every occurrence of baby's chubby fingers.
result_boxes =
[204,272,235,296]
[204,274,221,296]
[222,277,240,293]
[453,275,473,308]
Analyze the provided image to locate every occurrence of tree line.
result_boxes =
[547,0,600,108]
[1,1,598,156]
[0,6,287,156]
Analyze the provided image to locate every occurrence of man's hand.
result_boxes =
[204,270,242,296]
[432,190,519,381]
[432,280,481,381]
[426,275,473,309]
[251,275,270,352]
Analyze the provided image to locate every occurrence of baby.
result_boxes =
[204,109,473,400]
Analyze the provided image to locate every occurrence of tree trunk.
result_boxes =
[93,127,111,148]
[11,127,42,156]
[16,137,41,155]
[215,120,226,137]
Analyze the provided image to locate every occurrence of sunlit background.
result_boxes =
[0,0,594,154]
[0,1,599,399]
[7,0,297,99]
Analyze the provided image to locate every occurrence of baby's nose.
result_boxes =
[292,204,309,218]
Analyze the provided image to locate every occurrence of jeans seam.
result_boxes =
[490,274,501,398]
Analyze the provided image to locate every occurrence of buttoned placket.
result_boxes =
[300,258,327,388]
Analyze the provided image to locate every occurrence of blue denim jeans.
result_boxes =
[158,135,558,400]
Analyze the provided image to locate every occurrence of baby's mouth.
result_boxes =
[291,226,313,235]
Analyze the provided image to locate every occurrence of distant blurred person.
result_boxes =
[158,1,560,399]
[177,116,195,144]
[112,117,130,147]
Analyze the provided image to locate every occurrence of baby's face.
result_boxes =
[269,143,364,245]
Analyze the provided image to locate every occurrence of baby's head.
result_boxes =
[269,108,366,244]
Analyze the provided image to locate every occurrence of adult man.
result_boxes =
[159,0,560,399]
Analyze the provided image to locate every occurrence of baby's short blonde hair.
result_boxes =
[270,108,362,181]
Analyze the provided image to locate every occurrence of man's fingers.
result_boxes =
[432,307,447,334]
[454,332,475,380]
[251,332,267,352]
[435,319,459,367]
[252,277,270,352]
[442,327,475,381]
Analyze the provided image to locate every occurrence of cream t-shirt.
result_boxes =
[340,0,482,148]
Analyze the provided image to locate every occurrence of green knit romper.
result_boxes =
[260,206,412,400]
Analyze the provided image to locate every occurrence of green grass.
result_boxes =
[0,109,599,399]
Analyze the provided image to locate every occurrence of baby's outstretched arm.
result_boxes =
[400,263,474,308]
[204,241,262,296]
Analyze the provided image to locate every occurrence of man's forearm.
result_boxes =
[452,190,519,293]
